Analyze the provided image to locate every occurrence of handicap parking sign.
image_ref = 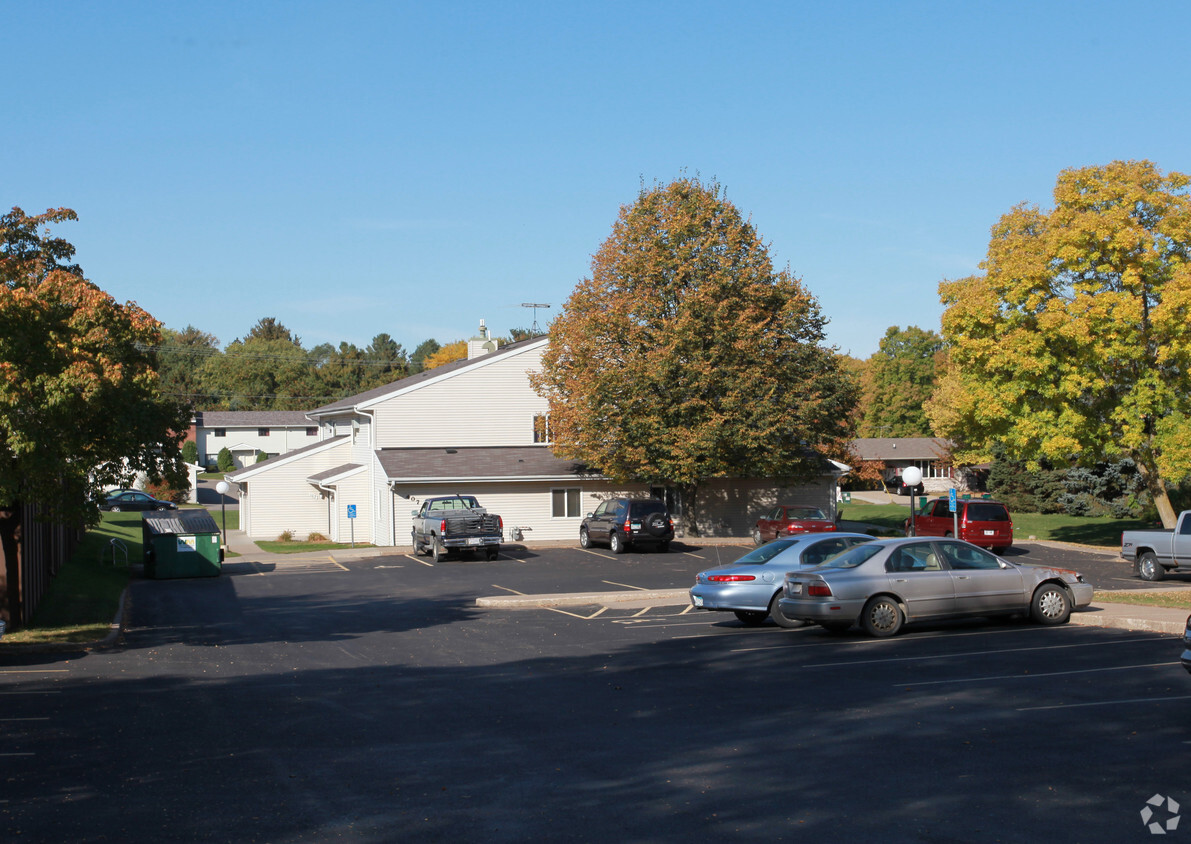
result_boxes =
[347,505,357,519]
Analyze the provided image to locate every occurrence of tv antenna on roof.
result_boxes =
[521,303,551,335]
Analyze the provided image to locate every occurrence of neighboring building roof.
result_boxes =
[227,435,350,481]
[851,437,951,461]
[194,411,314,427]
[307,463,365,484]
[377,446,591,482]
[307,335,549,417]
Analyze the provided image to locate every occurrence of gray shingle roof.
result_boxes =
[194,411,313,427]
[377,446,591,482]
[851,437,951,461]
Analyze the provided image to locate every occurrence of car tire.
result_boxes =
[769,594,805,629]
[1031,584,1071,625]
[734,609,768,626]
[579,527,591,549]
[609,531,624,554]
[486,547,499,561]
[992,545,1010,555]
[110,506,122,513]
[861,595,904,637]
[1138,552,1165,582]
[645,515,669,537]
[431,537,445,563]
[751,527,763,545]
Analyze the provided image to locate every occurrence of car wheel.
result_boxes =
[861,596,904,637]
[1138,552,1165,582]
[579,527,591,549]
[486,547,499,561]
[110,505,122,513]
[768,594,805,629]
[992,545,1010,555]
[431,537,445,563]
[819,621,852,634]
[609,531,624,554]
[751,527,763,545]
[733,609,768,626]
[1031,584,1071,625]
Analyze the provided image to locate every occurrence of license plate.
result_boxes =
[631,522,642,530]
[692,595,703,607]
[983,530,995,536]
[790,583,803,594]
[466,537,484,546]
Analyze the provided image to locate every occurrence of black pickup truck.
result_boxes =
[411,495,503,562]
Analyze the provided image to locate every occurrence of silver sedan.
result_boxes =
[778,537,1094,637]
[690,532,875,627]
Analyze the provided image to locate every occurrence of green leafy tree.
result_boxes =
[926,160,1191,527]
[858,326,943,438]
[410,339,440,373]
[202,321,315,410]
[531,177,858,534]
[217,447,235,473]
[0,206,189,524]
[156,325,221,410]
[181,440,199,465]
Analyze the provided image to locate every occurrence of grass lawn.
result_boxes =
[0,512,143,646]
[838,501,1155,547]
[255,540,373,554]
[1092,590,1191,610]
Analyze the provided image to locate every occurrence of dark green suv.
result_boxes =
[580,498,674,553]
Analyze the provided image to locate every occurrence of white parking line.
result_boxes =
[802,636,1160,668]
[579,549,615,559]
[1019,693,1191,711]
[901,661,1180,687]
[601,580,650,591]
[405,554,434,567]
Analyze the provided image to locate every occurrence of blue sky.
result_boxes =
[6,1,1190,359]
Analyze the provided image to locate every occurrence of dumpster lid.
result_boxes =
[142,509,221,536]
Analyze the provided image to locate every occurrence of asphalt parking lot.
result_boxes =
[2,541,1188,842]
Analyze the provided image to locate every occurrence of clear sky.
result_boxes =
[6,1,1190,360]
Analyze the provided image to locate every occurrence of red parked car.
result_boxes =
[905,498,1014,554]
[752,505,837,544]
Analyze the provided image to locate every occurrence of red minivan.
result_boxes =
[906,498,1013,554]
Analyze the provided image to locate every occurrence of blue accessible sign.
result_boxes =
[949,488,957,512]
[347,505,357,519]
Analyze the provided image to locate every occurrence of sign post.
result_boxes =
[347,504,357,548]
[949,488,958,537]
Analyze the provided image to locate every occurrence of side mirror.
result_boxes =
[410,510,419,517]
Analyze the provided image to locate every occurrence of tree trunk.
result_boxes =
[0,504,22,628]
[678,483,700,537]
[1134,456,1178,528]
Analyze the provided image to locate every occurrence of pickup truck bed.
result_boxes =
[411,495,503,562]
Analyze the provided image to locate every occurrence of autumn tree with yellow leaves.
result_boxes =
[0,206,189,523]
[532,177,857,535]
[926,161,1191,527]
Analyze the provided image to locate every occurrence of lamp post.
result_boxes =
[215,480,230,552]
[901,466,923,536]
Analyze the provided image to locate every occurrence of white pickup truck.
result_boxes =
[411,495,503,562]
[1120,511,1191,581]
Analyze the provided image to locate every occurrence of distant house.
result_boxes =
[851,437,965,494]
[226,322,849,545]
[190,411,320,469]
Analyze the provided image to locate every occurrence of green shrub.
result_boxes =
[278,530,294,542]
[216,447,235,473]
[255,451,270,463]
[181,441,199,465]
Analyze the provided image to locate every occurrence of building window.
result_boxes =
[258,428,270,437]
[912,459,951,479]
[212,428,225,437]
[533,413,552,444]
[552,488,580,518]
[306,427,317,436]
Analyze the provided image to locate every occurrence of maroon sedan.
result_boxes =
[752,505,836,544]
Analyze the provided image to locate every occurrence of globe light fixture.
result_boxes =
[901,466,923,535]
[215,481,230,551]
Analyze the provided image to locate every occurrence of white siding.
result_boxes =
[237,441,352,540]
[330,471,372,545]
[198,425,319,465]
[372,345,547,447]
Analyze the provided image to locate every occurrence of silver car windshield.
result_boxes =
[733,540,801,564]
[816,543,883,569]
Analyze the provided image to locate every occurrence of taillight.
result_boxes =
[808,583,833,597]
[439,519,447,535]
[497,516,503,529]
[708,574,756,582]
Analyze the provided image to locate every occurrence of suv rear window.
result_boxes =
[966,502,1009,521]
[628,500,668,518]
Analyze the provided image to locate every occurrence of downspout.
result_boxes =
[359,408,381,545]
[314,481,335,540]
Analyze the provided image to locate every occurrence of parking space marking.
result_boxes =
[901,660,1180,687]
[803,636,1160,669]
[405,554,434,567]
[579,549,615,559]
[601,580,650,591]
[0,670,69,675]
[1019,693,1191,712]
[545,606,609,620]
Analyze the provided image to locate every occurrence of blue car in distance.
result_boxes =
[690,532,875,627]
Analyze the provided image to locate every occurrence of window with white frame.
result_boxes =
[533,413,552,444]
[552,488,580,518]
[912,459,951,479]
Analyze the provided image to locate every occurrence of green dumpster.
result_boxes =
[142,510,223,579]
